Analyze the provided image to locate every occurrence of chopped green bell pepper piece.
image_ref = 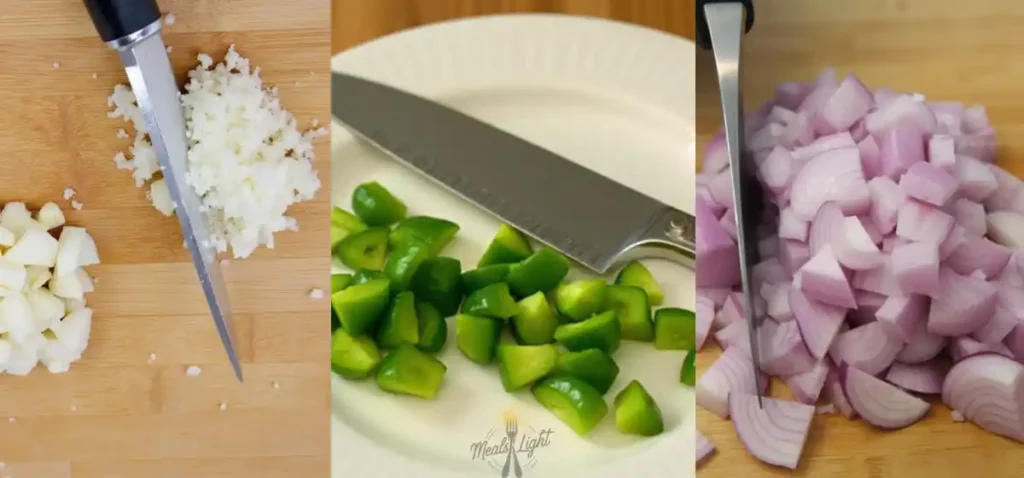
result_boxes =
[376,343,447,399]
[331,306,341,332]
[654,308,696,350]
[331,273,353,294]
[455,314,502,364]
[604,285,653,341]
[532,375,608,436]
[336,227,389,271]
[507,248,570,297]
[554,310,621,354]
[554,348,620,394]
[461,264,511,293]
[351,181,407,227]
[554,279,608,321]
[416,301,448,354]
[511,292,559,345]
[331,226,347,252]
[461,282,518,320]
[615,261,664,306]
[390,216,460,256]
[332,206,368,234]
[376,290,420,348]
[613,380,664,437]
[331,327,381,379]
[384,240,430,293]
[331,279,390,336]
[411,256,463,317]
[681,348,696,387]
[497,344,558,392]
[351,269,386,286]
[478,224,533,267]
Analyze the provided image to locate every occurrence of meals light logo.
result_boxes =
[469,409,555,477]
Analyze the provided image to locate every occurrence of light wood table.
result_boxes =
[0,1,331,477]
[697,1,1024,476]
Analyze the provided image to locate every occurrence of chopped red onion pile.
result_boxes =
[696,68,1024,470]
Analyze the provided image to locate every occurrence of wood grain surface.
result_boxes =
[0,2,331,477]
[332,0,695,53]
[697,1,1024,476]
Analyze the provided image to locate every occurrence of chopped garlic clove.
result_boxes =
[36,202,66,230]
[4,229,59,267]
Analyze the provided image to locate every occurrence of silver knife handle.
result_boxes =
[617,207,696,268]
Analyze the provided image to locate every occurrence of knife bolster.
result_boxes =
[84,0,162,46]
[616,208,696,269]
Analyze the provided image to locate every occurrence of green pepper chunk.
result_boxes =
[461,282,518,320]
[478,224,533,267]
[331,273,353,294]
[376,291,420,348]
[554,348,620,394]
[331,327,381,379]
[554,310,621,354]
[507,248,570,297]
[497,344,558,392]
[554,279,608,322]
[511,292,559,345]
[384,240,430,293]
[615,261,664,306]
[455,314,502,364]
[416,301,448,354]
[390,216,460,256]
[654,308,696,350]
[332,206,368,234]
[351,181,407,227]
[331,279,390,336]
[376,343,447,399]
[613,380,664,437]
[350,269,386,286]
[681,349,696,387]
[336,227,389,271]
[604,285,653,341]
[532,375,608,436]
[410,256,463,317]
[461,264,512,293]
[331,306,341,332]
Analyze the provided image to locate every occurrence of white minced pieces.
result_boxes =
[106,45,322,259]
[186,365,202,377]
[309,288,325,300]
[164,13,176,25]
[0,202,100,376]
[62,188,76,200]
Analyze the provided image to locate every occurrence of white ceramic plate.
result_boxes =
[331,14,696,478]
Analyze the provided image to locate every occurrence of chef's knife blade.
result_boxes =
[331,72,695,273]
[704,1,764,406]
[84,0,243,381]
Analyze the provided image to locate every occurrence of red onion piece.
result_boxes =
[897,321,948,364]
[708,170,735,211]
[713,294,743,330]
[952,198,986,237]
[890,241,940,297]
[714,320,749,352]
[698,288,731,308]
[748,123,785,152]
[767,282,794,322]
[858,217,884,245]
[937,224,967,261]
[865,94,936,136]
[949,337,1013,362]
[955,156,998,202]
[697,347,770,418]
[1004,322,1024,362]
[851,260,902,297]
[753,258,791,286]
[984,165,1024,212]
[875,294,928,342]
[858,136,882,180]
[848,290,886,326]
[778,207,809,242]
[880,125,926,179]
[703,132,728,173]
[820,74,874,131]
[789,147,866,221]
[696,431,716,467]
[760,320,816,376]
[728,394,814,470]
[896,200,954,244]
[945,235,1012,279]
[824,367,856,418]
[776,82,810,110]
[808,202,844,256]
[719,210,737,239]
[759,236,780,259]
[986,211,1024,248]
[885,360,948,394]
[831,216,883,270]
[778,239,811,274]
[697,294,715,350]
[786,359,832,405]
[696,197,741,288]
[840,364,930,429]
[790,132,856,164]
[831,321,904,375]
[867,176,906,234]
[790,287,846,360]
[942,353,1024,442]
[797,246,856,309]
[972,306,1018,345]
[760,146,794,197]
[927,134,957,172]
[927,268,997,336]
[899,161,958,206]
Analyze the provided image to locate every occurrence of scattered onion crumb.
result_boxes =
[271,381,280,389]
[7,417,14,423]
[91,73,98,80]
[218,402,228,411]
[951,410,965,422]
[164,13,176,25]
[166,46,173,53]
[185,365,202,377]
[293,81,300,86]
[70,200,83,211]
[147,352,157,363]
[311,119,319,127]
[52,61,60,69]
[309,288,325,300]
[70,405,77,412]
[116,129,129,139]
[815,404,836,415]
[63,188,76,200]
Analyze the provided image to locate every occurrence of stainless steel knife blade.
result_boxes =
[705,2,764,406]
[96,16,243,381]
[331,72,695,273]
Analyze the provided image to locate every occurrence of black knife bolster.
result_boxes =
[83,0,163,44]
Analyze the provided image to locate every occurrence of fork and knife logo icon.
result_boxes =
[500,417,523,478]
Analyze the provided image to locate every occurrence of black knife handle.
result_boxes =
[83,0,162,44]
[696,0,755,51]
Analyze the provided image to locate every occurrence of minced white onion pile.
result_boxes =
[0,202,99,375]
[696,68,1024,470]
[108,45,323,259]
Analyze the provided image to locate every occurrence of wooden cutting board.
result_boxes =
[697,1,1024,476]
[0,1,331,477]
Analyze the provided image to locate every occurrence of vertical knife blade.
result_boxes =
[331,72,696,273]
[115,28,243,381]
